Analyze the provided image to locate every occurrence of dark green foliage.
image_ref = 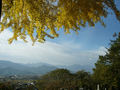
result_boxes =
[92,32,120,90]
[36,69,92,90]
[0,82,13,90]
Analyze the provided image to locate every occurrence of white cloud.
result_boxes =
[89,46,106,55]
[0,29,107,66]
[89,58,92,60]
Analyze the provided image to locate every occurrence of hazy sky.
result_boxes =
[0,0,120,66]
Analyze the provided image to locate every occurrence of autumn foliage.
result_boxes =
[0,0,120,44]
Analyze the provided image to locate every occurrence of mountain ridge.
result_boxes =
[0,60,94,75]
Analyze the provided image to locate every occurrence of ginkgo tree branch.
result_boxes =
[0,0,2,21]
[0,0,120,45]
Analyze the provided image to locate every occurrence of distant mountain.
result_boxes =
[55,64,94,73]
[26,65,57,75]
[24,62,52,67]
[24,63,94,73]
[0,60,57,75]
[22,63,95,73]
[0,60,94,75]
[0,60,30,70]
[0,67,35,75]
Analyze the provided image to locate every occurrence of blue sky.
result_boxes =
[0,0,120,66]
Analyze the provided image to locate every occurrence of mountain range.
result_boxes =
[0,60,94,75]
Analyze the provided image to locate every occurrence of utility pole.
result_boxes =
[97,84,100,90]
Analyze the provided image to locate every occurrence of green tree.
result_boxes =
[37,69,92,90]
[0,0,120,45]
[37,68,73,90]
[92,64,112,89]
[92,32,120,90]
[74,70,92,89]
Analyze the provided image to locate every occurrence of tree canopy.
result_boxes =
[36,68,92,90]
[92,32,120,90]
[0,0,120,44]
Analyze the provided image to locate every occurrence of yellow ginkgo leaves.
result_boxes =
[0,0,120,45]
